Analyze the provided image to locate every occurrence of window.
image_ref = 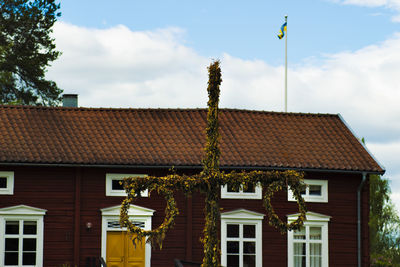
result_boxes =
[288,179,328,203]
[287,212,330,267]
[221,183,262,199]
[105,173,148,197]
[0,205,46,267]
[221,209,264,267]
[0,171,14,195]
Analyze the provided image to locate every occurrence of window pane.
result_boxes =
[310,227,322,240]
[309,185,322,196]
[23,252,36,265]
[294,256,306,267]
[227,241,239,253]
[0,177,7,188]
[310,256,322,267]
[294,227,306,240]
[5,252,18,265]
[243,255,256,267]
[227,255,239,267]
[310,243,322,256]
[243,183,255,193]
[227,184,240,193]
[244,242,256,254]
[112,179,124,190]
[227,224,239,238]
[294,243,306,256]
[6,221,19,234]
[24,221,37,235]
[243,225,255,238]
[23,238,37,252]
[5,238,19,251]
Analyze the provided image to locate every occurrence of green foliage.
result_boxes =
[120,60,307,267]
[0,0,62,106]
[370,174,400,266]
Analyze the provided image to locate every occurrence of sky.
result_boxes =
[47,0,400,211]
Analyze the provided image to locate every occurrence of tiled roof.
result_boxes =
[0,105,384,173]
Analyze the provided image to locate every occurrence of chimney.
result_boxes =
[62,94,78,107]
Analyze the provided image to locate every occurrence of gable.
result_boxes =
[221,209,265,220]
[0,205,47,215]
[100,205,155,217]
[287,211,331,222]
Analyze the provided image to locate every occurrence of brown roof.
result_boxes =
[0,105,384,173]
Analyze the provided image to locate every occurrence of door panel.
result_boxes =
[107,232,125,267]
[107,231,145,267]
[126,234,145,267]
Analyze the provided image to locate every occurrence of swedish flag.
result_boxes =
[277,22,287,39]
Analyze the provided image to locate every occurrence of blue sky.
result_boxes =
[59,0,397,64]
[48,0,400,210]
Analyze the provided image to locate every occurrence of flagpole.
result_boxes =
[284,15,288,112]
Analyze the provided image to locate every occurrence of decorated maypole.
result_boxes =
[201,60,222,266]
[120,60,307,267]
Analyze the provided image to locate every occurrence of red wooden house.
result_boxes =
[0,98,384,267]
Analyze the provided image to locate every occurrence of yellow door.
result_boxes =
[107,231,146,267]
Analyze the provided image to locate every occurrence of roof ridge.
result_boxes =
[0,105,338,116]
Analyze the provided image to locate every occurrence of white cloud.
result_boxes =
[49,22,209,108]
[333,0,400,21]
[391,191,400,213]
[368,141,400,211]
[290,35,400,142]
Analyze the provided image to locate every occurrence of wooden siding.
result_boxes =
[0,166,369,266]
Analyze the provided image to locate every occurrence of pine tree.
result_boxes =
[0,0,62,106]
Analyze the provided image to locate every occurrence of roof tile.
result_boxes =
[0,105,384,173]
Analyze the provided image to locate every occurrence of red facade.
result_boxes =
[0,165,370,266]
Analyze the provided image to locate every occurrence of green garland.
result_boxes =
[120,61,307,266]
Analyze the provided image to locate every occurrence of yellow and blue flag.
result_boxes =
[277,22,287,39]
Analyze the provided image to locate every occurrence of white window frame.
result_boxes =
[100,204,154,267]
[221,209,264,267]
[287,212,331,267]
[288,179,328,203]
[0,205,47,267]
[0,171,14,195]
[221,184,262,199]
[105,173,148,197]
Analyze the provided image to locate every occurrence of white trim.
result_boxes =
[100,205,154,267]
[221,209,264,267]
[287,212,330,267]
[0,171,14,195]
[287,211,331,222]
[0,205,47,216]
[221,184,262,199]
[105,173,148,197]
[221,209,265,220]
[0,205,46,267]
[288,179,328,203]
